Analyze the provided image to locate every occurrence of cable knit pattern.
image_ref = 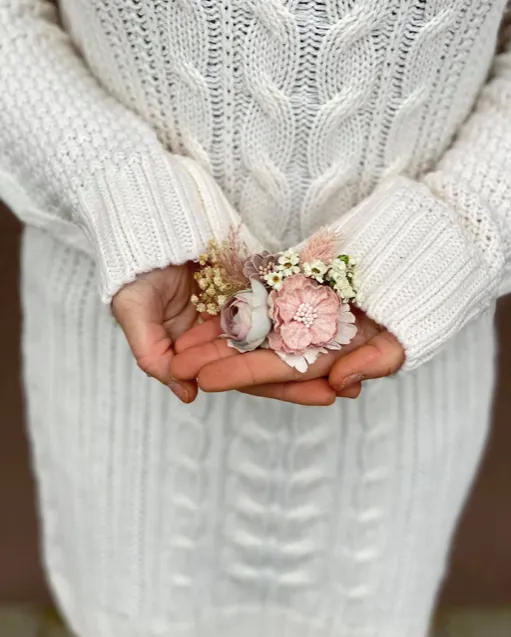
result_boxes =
[3,2,511,636]
[22,227,496,637]
[2,0,511,359]
[0,0,259,301]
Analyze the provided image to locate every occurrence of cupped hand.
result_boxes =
[327,317,405,392]
[112,263,200,403]
[169,310,392,406]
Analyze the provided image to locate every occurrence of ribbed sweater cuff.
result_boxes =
[337,177,500,370]
[75,152,261,302]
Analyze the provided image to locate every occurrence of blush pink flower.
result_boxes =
[220,279,272,352]
[268,275,341,355]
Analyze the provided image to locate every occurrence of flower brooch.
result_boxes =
[191,228,359,373]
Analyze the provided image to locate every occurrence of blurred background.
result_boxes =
[1,204,510,636]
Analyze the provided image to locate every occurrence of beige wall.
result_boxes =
[0,205,510,605]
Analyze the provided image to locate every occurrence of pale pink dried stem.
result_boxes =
[300,228,342,264]
[216,227,250,287]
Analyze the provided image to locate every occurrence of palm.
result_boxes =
[170,311,385,405]
[144,264,198,342]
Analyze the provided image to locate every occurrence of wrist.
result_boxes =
[330,177,501,369]
[75,150,263,303]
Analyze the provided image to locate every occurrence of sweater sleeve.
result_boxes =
[0,1,260,302]
[318,29,511,371]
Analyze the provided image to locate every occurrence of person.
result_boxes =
[1,1,510,635]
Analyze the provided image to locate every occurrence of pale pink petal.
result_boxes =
[231,310,250,341]
[280,321,312,352]
[333,304,357,344]
[310,284,330,300]
[267,329,285,352]
[338,308,356,323]
[303,348,322,365]
[314,302,340,321]
[275,346,328,371]
[309,315,338,346]
[274,294,301,323]
[268,290,278,320]
[313,290,340,313]
[282,274,308,292]
[334,321,358,345]
[275,351,310,373]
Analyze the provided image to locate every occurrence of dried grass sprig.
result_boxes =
[300,227,342,264]
[215,227,250,287]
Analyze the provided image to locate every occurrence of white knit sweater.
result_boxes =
[3,3,510,637]
[22,225,497,637]
[1,0,511,370]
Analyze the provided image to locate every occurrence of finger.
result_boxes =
[336,382,363,399]
[198,348,340,391]
[240,378,362,405]
[329,330,405,391]
[114,295,197,402]
[174,317,222,353]
[167,378,198,404]
[239,378,336,406]
[200,311,217,322]
[171,338,238,381]
[173,311,381,389]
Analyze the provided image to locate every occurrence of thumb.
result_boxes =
[329,329,405,390]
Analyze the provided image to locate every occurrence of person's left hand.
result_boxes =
[170,310,405,405]
[327,316,405,392]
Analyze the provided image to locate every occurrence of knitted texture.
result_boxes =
[2,0,511,363]
[0,1,261,301]
[22,226,496,637]
[4,4,509,636]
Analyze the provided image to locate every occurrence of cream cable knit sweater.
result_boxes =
[1,0,511,368]
[21,228,496,637]
[1,1,510,636]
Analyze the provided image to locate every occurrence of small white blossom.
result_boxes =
[329,259,347,277]
[217,295,227,307]
[264,271,284,290]
[276,263,300,277]
[276,251,301,277]
[334,276,356,300]
[191,294,199,304]
[327,271,343,285]
[303,260,328,283]
[278,250,300,267]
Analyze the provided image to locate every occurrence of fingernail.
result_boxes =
[336,373,364,391]
[169,382,189,403]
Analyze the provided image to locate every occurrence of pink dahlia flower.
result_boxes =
[269,275,339,353]
[268,275,357,371]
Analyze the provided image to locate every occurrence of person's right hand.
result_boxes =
[112,263,199,403]
[112,264,344,407]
